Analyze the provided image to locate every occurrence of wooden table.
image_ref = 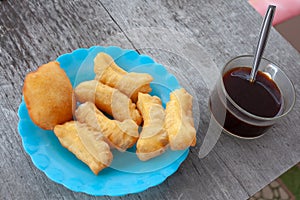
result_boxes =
[1,0,299,199]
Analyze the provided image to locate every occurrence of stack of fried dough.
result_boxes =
[23,52,196,175]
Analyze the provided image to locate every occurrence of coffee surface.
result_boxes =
[223,67,282,117]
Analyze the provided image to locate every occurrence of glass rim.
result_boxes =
[221,55,296,121]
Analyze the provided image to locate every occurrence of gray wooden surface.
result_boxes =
[1,0,300,199]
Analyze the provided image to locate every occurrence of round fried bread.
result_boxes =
[23,61,75,130]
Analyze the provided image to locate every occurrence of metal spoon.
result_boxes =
[249,5,276,82]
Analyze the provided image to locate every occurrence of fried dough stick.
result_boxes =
[94,52,153,102]
[54,121,113,175]
[165,88,196,150]
[75,102,139,151]
[136,93,169,161]
[75,80,142,125]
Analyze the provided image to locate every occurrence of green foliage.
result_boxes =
[280,165,300,200]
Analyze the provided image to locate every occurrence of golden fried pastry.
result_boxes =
[74,80,142,125]
[94,52,153,102]
[54,121,113,175]
[136,93,169,161]
[165,88,196,150]
[23,61,75,130]
[75,102,139,151]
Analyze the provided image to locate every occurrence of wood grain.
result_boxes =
[1,0,299,199]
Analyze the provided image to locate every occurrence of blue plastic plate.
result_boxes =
[18,46,189,196]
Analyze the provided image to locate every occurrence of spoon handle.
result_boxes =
[249,5,276,82]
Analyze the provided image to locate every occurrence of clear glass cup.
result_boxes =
[209,55,296,139]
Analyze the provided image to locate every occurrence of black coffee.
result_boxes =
[210,67,282,138]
